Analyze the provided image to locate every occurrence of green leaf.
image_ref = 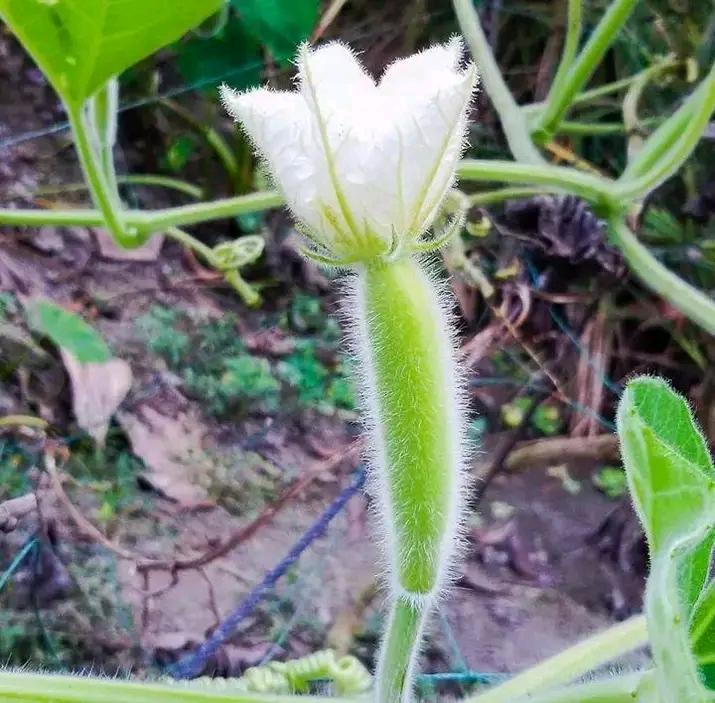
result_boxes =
[0,0,223,107]
[617,376,715,700]
[692,582,715,678]
[232,0,318,65]
[616,376,715,554]
[176,16,261,94]
[30,301,111,363]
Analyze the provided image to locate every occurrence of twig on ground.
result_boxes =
[571,307,614,437]
[504,433,619,471]
[44,449,137,561]
[472,428,619,505]
[43,437,362,580]
[198,566,223,629]
[137,440,363,574]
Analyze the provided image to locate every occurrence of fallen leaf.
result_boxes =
[61,351,132,446]
[117,405,211,506]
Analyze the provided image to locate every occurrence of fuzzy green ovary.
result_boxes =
[362,257,457,594]
[319,204,391,263]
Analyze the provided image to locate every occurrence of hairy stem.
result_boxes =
[509,672,649,703]
[0,158,617,233]
[452,0,545,165]
[0,672,353,703]
[608,218,715,335]
[136,190,283,233]
[549,0,582,100]
[533,0,639,141]
[376,596,428,703]
[355,257,465,701]
[161,98,242,192]
[66,103,135,247]
[465,614,648,702]
[467,186,547,206]
[165,226,216,261]
[0,191,282,232]
[622,100,696,181]
[522,57,678,120]
[558,117,659,136]
[85,79,120,200]
[164,227,260,306]
[617,65,715,199]
[622,68,654,165]
[458,159,616,208]
[36,174,204,200]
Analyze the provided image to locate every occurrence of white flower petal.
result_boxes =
[298,42,377,117]
[411,67,477,233]
[222,39,477,262]
[379,37,464,105]
[220,85,334,244]
[379,41,477,238]
[297,43,396,254]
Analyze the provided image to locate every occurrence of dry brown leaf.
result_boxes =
[117,405,210,506]
[61,350,132,446]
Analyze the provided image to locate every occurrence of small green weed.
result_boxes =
[592,465,628,499]
[136,306,190,367]
[0,547,135,671]
[136,300,355,418]
[66,433,145,525]
[0,440,34,499]
[501,397,562,435]
[184,354,280,415]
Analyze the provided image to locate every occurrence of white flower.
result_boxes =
[221,39,477,264]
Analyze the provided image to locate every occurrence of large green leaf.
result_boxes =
[617,376,715,701]
[232,0,318,65]
[0,0,223,107]
[617,375,715,553]
[176,15,261,94]
[29,301,111,363]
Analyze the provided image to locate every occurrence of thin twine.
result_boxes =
[169,467,367,680]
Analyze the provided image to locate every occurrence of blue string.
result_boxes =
[169,467,367,680]
[0,537,38,593]
[0,59,264,150]
[417,671,509,686]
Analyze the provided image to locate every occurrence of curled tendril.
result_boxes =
[212,235,265,271]
[168,650,372,696]
[412,208,467,254]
